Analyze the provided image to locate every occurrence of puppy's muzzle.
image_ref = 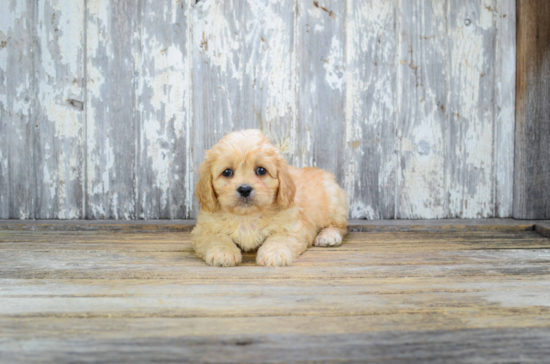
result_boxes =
[237,185,253,197]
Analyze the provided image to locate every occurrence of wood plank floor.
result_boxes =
[1,220,549,363]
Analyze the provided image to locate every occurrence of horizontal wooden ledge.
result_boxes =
[0,219,547,233]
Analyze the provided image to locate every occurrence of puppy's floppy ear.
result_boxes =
[276,156,296,209]
[196,158,218,213]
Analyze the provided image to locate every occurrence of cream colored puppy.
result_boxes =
[192,129,347,267]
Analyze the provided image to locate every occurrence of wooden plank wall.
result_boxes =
[0,0,517,220]
[514,0,550,219]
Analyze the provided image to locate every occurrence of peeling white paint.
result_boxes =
[192,0,241,81]
[323,36,344,91]
[344,0,397,219]
[246,0,295,155]
[1,0,517,220]
[448,1,495,218]
[350,201,376,220]
[134,0,193,219]
[0,1,34,218]
[34,0,85,219]
[11,84,31,115]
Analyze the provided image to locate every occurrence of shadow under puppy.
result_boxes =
[192,129,347,267]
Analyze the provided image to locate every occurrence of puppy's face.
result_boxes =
[196,130,295,215]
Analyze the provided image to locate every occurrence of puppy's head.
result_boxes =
[196,129,295,215]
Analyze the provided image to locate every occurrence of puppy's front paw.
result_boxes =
[256,244,293,267]
[314,228,343,247]
[205,244,242,267]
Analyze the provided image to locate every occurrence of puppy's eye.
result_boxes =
[222,169,233,177]
[256,167,267,176]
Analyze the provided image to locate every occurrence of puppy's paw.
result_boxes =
[314,228,343,247]
[256,244,293,267]
[205,244,242,267]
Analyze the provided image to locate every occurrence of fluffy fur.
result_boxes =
[191,129,347,267]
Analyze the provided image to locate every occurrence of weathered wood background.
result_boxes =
[0,0,516,220]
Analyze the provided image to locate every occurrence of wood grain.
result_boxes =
[137,0,191,219]
[2,276,550,318]
[2,314,550,340]
[1,324,549,364]
[345,0,397,219]
[1,223,550,362]
[1,1,520,219]
[1,230,548,251]
[448,0,497,218]
[1,230,550,281]
[242,0,296,160]
[1,320,548,364]
[85,0,139,219]
[34,0,85,219]
[0,280,550,318]
[296,0,346,187]
[397,0,448,219]
[3,250,550,280]
[0,0,35,219]
[494,0,516,218]
[514,0,550,219]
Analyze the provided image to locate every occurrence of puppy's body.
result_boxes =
[192,130,347,267]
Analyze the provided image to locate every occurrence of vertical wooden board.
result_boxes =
[0,0,9,218]
[396,0,448,219]
[447,0,496,218]
[296,0,345,183]
[242,0,296,163]
[190,0,295,217]
[34,0,85,219]
[137,0,190,219]
[86,0,139,219]
[514,0,550,219]
[344,0,397,219]
[494,0,515,218]
[0,1,35,219]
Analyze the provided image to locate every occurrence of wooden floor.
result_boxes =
[1,220,550,363]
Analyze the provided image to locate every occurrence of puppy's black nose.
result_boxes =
[237,185,253,197]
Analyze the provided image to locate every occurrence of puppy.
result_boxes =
[191,129,347,267]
